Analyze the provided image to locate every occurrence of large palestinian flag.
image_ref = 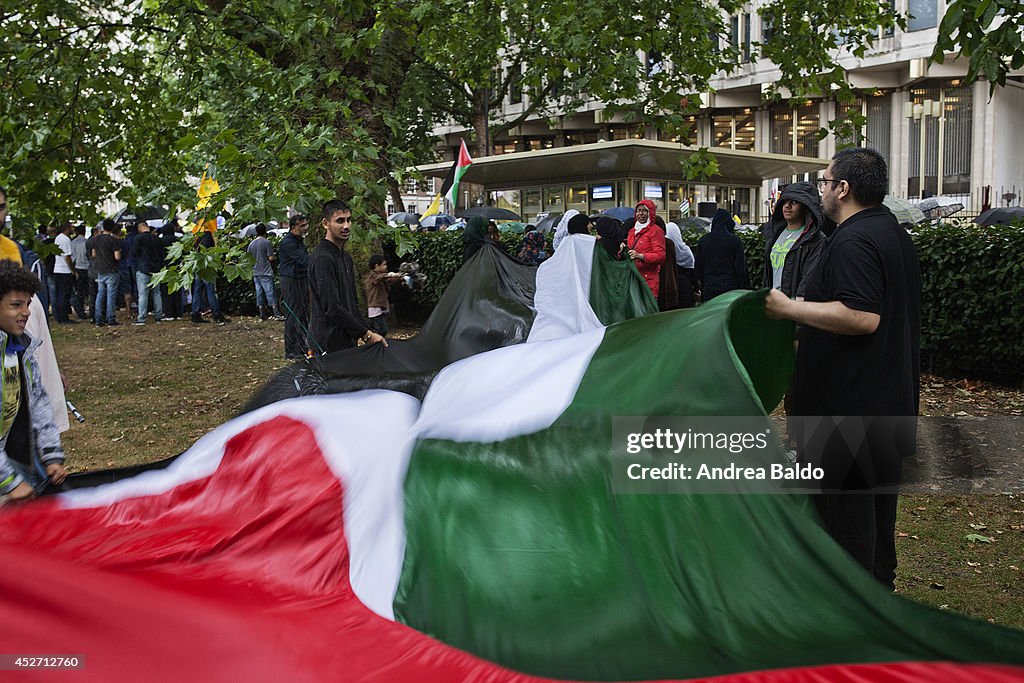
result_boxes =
[3,239,1023,681]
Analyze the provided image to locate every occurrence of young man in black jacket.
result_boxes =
[308,200,386,354]
[759,181,829,298]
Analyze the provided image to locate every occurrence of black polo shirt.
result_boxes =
[792,205,921,419]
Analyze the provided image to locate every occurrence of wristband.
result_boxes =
[0,474,15,488]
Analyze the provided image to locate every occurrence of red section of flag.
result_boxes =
[456,138,473,169]
[0,417,1020,682]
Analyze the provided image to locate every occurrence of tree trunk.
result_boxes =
[471,87,491,158]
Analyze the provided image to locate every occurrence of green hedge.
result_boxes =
[392,223,1024,383]
[910,222,1024,380]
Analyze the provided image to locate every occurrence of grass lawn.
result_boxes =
[51,315,1023,629]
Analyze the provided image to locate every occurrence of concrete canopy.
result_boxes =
[415,139,828,189]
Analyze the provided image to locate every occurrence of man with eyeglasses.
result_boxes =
[765,147,921,591]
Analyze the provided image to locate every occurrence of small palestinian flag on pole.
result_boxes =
[421,139,473,219]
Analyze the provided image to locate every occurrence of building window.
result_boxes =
[713,115,734,148]
[743,13,752,62]
[608,126,644,140]
[907,0,937,31]
[771,107,793,155]
[523,188,542,221]
[543,186,564,212]
[508,65,523,105]
[865,94,892,161]
[908,81,972,197]
[565,130,599,146]
[712,110,756,150]
[404,177,418,194]
[795,103,820,157]
[836,95,890,160]
[567,186,588,213]
[836,100,864,146]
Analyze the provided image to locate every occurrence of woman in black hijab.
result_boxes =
[567,213,593,236]
[594,216,625,259]
[461,215,491,264]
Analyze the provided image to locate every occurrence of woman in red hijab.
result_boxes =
[626,199,666,297]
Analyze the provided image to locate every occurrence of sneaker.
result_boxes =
[191,316,209,324]
[272,315,285,321]
[213,315,230,324]
[93,321,106,328]
[163,316,179,321]
[133,321,146,326]
[107,321,121,326]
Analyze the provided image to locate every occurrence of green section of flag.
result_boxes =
[395,292,1024,680]
[588,241,658,326]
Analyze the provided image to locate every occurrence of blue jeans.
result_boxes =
[136,271,163,322]
[253,275,276,307]
[191,278,221,318]
[53,272,74,322]
[95,272,119,323]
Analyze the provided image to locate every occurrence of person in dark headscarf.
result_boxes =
[665,221,697,308]
[694,208,748,302]
[567,213,592,236]
[461,215,491,264]
[487,220,509,254]
[654,216,678,311]
[594,216,625,259]
[517,229,547,264]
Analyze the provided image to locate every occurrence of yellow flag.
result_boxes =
[420,194,443,220]
[197,170,220,211]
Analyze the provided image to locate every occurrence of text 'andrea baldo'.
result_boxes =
[611,418,825,493]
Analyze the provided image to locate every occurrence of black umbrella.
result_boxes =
[111,205,168,225]
[458,206,521,221]
[387,212,420,226]
[534,213,562,234]
[974,206,1024,226]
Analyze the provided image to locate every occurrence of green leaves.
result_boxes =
[932,0,1024,93]
[680,149,721,182]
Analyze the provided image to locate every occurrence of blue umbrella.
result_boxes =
[603,206,636,221]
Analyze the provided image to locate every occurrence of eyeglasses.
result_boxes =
[816,177,843,189]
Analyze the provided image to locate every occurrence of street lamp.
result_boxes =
[903,98,943,199]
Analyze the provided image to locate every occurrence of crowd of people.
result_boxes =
[0,148,922,591]
[455,148,921,590]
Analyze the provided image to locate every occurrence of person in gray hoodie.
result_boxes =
[0,260,67,502]
[759,182,829,298]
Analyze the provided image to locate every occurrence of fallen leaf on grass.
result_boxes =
[968,523,988,530]
[965,533,994,543]
[930,582,945,590]
[967,561,981,567]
